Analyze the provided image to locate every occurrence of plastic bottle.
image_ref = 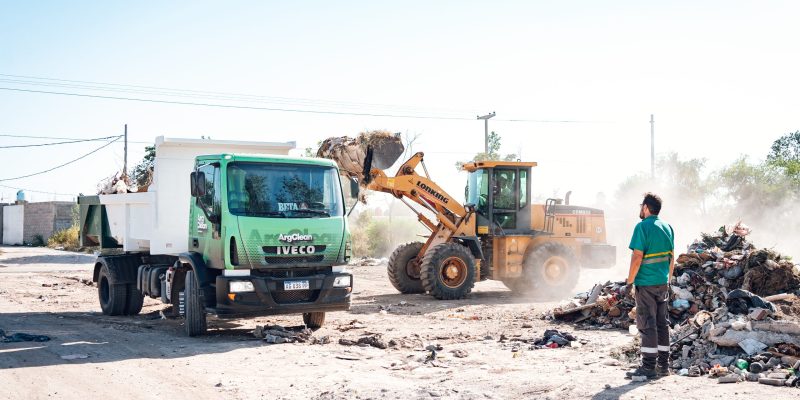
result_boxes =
[735,359,749,370]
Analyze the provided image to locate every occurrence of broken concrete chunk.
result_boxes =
[738,338,768,355]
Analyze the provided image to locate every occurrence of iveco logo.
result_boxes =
[278,233,313,243]
[416,181,449,204]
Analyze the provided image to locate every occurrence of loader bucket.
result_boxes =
[366,135,404,170]
[316,131,405,177]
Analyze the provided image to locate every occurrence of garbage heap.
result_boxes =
[546,222,800,386]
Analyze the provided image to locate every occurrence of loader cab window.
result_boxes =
[492,169,517,229]
[519,170,527,209]
[466,169,489,215]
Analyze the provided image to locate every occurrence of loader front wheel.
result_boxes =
[387,242,425,294]
[420,243,476,300]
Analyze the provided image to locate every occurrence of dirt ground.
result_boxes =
[0,246,793,400]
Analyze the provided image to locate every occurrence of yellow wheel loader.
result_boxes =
[319,132,615,299]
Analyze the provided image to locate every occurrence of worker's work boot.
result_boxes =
[625,366,657,379]
[656,351,671,377]
[626,355,657,380]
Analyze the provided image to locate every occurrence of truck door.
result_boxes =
[192,163,224,268]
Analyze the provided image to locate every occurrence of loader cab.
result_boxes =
[463,161,538,235]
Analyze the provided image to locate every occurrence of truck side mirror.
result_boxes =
[190,172,198,197]
[195,172,207,197]
[349,177,360,200]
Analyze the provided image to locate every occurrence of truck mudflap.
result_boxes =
[209,271,352,318]
[580,244,617,269]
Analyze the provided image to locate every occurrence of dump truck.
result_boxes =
[79,136,355,336]
[317,134,615,299]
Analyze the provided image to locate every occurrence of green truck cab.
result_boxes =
[79,137,354,336]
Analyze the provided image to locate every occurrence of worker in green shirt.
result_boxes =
[625,192,674,379]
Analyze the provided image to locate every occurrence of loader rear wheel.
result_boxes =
[98,261,128,316]
[303,312,326,330]
[184,270,207,336]
[420,243,476,300]
[387,242,425,294]
[516,242,580,298]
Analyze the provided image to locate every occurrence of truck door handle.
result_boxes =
[192,238,199,247]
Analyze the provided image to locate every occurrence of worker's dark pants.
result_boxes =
[635,284,670,369]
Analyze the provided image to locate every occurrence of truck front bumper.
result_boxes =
[208,271,352,319]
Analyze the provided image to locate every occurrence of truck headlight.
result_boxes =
[229,281,254,293]
[333,276,351,288]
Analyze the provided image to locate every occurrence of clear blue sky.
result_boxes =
[1,0,798,208]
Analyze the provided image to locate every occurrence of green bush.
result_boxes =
[48,225,80,251]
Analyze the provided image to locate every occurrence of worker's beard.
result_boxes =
[639,208,645,220]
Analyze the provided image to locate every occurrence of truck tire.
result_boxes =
[519,242,580,298]
[387,242,425,294]
[98,261,128,316]
[420,243,476,300]
[303,312,326,330]
[184,270,207,336]
[124,283,145,315]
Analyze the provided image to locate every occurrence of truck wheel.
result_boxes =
[124,283,145,315]
[522,242,580,298]
[98,261,128,316]
[184,270,207,336]
[387,242,425,294]
[303,312,326,330]
[420,243,476,300]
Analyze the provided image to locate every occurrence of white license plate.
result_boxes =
[283,280,310,291]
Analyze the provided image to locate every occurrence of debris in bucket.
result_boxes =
[253,325,313,344]
[315,130,404,203]
[0,329,51,343]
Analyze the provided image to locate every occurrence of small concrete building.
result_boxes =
[1,201,75,245]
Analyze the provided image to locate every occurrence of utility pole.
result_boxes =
[650,114,655,178]
[123,124,128,178]
[477,112,496,154]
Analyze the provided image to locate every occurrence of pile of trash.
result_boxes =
[547,222,800,386]
[670,304,800,387]
[531,329,580,349]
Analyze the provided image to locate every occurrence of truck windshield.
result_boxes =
[227,163,344,218]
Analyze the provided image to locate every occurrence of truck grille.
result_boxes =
[258,268,331,278]
[264,255,325,264]
[272,289,318,304]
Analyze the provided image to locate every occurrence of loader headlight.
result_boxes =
[333,276,351,288]
[229,281,254,293]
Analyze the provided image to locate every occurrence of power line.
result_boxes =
[0,136,121,182]
[0,87,477,120]
[0,134,121,148]
[0,73,478,115]
[0,183,75,197]
[0,133,150,144]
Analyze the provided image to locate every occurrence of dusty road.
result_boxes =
[0,246,792,399]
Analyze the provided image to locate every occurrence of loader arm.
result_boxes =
[366,152,480,265]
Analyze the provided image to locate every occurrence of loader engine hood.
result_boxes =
[235,216,346,269]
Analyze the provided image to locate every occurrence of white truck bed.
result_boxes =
[101,136,295,255]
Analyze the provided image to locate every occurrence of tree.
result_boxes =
[131,145,155,188]
[455,131,517,170]
[767,131,800,185]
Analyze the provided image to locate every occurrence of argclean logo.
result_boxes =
[278,233,314,243]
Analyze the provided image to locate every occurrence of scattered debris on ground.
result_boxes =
[0,328,51,343]
[347,257,388,267]
[531,329,580,349]
[550,222,800,388]
[253,325,317,344]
